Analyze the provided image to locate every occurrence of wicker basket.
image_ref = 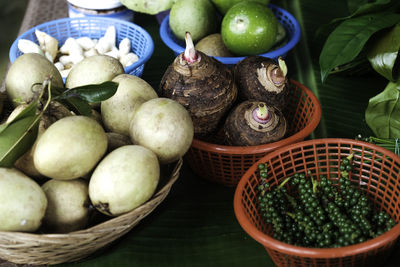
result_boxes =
[234,138,400,267]
[185,80,321,187]
[0,158,182,265]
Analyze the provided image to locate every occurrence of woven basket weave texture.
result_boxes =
[0,158,182,265]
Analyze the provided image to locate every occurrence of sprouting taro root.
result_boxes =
[223,100,287,146]
[160,32,237,137]
[234,56,289,109]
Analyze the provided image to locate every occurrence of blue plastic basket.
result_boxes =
[9,17,154,77]
[159,4,300,65]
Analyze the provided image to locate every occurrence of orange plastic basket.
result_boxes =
[185,80,321,186]
[234,138,400,267]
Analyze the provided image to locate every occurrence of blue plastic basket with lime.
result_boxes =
[9,17,154,77]
[159,4,300,65]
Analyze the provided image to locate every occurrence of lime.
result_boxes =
[221,1,278,56]
[211,0,269,15]
[169,0,218,42]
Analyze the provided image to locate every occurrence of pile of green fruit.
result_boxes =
[168,0,283,57]
[257,154,396,248]
[0,52,194,234]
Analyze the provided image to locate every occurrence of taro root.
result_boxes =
[234,56,289,109]
[223,100,287,146]
[160,32,237,136]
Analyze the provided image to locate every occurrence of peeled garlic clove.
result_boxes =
[35,30,45,47]
[59,55,73,66]
[119,38,131,55]
[60,37,74,54]
[96,37,113,55]
[95,26,117,54]
[35,29,58,62]
[120,52,139,67]
[71,54,85,64]
[84,48,99,58]
[60,37,83,56]
[44,51,54,62]
[18,39,44,56]
[103,26,116,48]
[54,62,64,71]
[76,37,95,50]
[105,47,120,59]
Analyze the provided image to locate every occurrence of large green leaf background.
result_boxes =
[2,0,399,266]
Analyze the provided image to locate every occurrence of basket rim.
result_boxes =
[0,158,182,241]
[233,138,400,258]
[159,3,301,64]
[9,17,154,74]
[190,79,322,154]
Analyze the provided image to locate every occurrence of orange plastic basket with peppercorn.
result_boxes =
[234,138,400,267]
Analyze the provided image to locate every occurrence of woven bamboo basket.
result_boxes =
[0,158,182,265]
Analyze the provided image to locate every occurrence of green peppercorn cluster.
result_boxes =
[257,154,396,248]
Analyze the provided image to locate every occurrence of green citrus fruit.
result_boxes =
[195,33,233,57]
[221,1,278,56]
[211,0,269,14]
[169,0,218,42]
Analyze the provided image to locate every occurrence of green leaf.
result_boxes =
[61,81,118,103]
[51,81,118,116]
[0,78,53,168]
[347,0,393,17]
[319,11,400,82]
[348,0,369,14]
[0,115,39,167]
[57,97,93,117]
[365,81,400,138]
[0,101,37,134]
[315,0,394,43]
[0,95,42,167]
[366,23,400,82]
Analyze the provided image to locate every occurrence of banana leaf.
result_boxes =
[0,0,398,266]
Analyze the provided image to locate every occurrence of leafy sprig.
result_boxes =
[0,78,118,167]
[318,0,400,139]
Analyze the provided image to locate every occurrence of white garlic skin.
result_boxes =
[121,52,139,67]
[17,39,44,56]
[17,26,141,77]
[119,38,131,56]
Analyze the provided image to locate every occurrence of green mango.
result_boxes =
[211,0,270,15]
[120,0,176,15]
